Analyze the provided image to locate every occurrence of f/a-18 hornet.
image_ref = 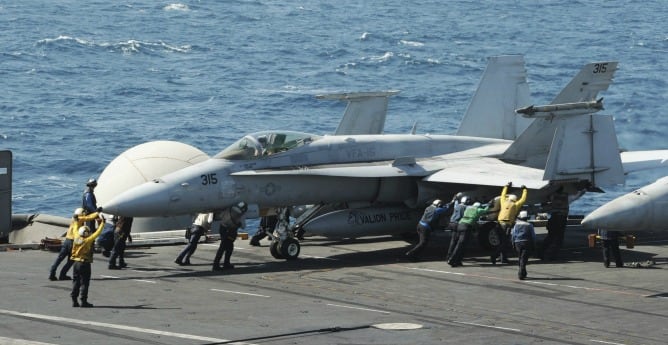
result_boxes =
[103,55,668,259]
[581,175,668,233]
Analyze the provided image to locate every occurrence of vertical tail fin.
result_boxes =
[502,61,618,168]
[551,62,618,104]
[456,55,532,140]
[502,61,623,188]
[542,114,624,186]
[316,91,400,135]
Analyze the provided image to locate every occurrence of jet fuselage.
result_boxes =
[103,133,510,217]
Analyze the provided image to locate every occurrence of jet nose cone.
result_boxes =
[103,182,171,217]
[581,192,651,231]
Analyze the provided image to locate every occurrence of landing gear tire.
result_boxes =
[269,240,283,259]
[280,237,300,260]
[477,222,499,251]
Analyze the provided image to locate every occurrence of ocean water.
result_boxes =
[2,0,667,218]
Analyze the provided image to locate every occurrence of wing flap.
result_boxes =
[423,158,549,189]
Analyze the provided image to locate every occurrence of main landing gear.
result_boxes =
[267,208,300,260]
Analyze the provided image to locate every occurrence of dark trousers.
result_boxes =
[406,224,430,259]
[514,241,532,279]
[602,239,623,267]
[542,214,567,260]
[213,226,236,268]
[71,261,92,300]
[109,234,127,267]
[176,227,203,263]
[492,222,513,263]
[50,238,74,278]
[447,223,471,265]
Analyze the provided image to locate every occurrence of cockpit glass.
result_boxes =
[214,131,321,160]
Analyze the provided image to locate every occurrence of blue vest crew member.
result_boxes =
[405,199,448,261]
[511,211,536,280]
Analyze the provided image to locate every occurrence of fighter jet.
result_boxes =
[581,175,668,232]
[103,56,668,259]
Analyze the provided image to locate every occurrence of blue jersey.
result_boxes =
[511,220,536,243]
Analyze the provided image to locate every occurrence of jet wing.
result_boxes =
[233,156,549,189]
[231,160,436,178]
[620,150,668,174]
[422,157,549,189]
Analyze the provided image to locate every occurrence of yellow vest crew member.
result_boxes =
[492,182,528,265]
[70,215,105,308]
[49,209,99,281]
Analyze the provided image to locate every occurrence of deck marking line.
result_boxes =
[133,279,156,284]
[590,339,626,345]
[0,308,254,344]
[326,303,391,314]
[406,267,647,297]
[453,320,520,332]
[211,288,270,298]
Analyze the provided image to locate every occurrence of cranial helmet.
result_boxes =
[73,208,84,217]
[86,178,98,187]
[472,202,481,208]
[507,194,517,202]
[78,226,91,237]
[236,201,248,213]
[432,199,442,206]
[460,196,468,205]
[518,210,529,220]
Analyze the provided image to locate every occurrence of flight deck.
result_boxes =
[0,226,666,345]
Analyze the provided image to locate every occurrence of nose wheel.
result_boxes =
[269,238,300,260]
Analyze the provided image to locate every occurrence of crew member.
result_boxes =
[81,178,98,230]
[599,229,624,268]
[541,186,569,260]
[175,212,214,265]
[511,210,536,280]
[406,199,449,261]
[213,202,247,271]
[108,216,133,269]
[448,194,467,231]
[492,182,528,265]
[250,210,278,246]
[49,208,99,281]
[70,215,105,308]
[447,201,488,267]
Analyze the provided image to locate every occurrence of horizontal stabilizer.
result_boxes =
[620,150,668,174]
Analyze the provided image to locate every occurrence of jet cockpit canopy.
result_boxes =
[214,131,321,160]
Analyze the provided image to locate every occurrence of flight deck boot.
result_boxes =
[80,299,94,308]
[71,296,80,307]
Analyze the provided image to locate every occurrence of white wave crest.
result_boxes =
[399,39,424,47]
[164,3,189,11]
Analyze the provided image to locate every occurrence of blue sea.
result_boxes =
[2,0,667,218]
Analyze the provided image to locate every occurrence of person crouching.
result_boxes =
[70,215,105,307]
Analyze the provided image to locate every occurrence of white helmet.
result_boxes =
[518,210,529,220]
[432,199,442,206]
[460,196,468,204]
[507,194,517,202]
[73,208,84,217]
[472,202,481,208]
[78,225,90,237]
